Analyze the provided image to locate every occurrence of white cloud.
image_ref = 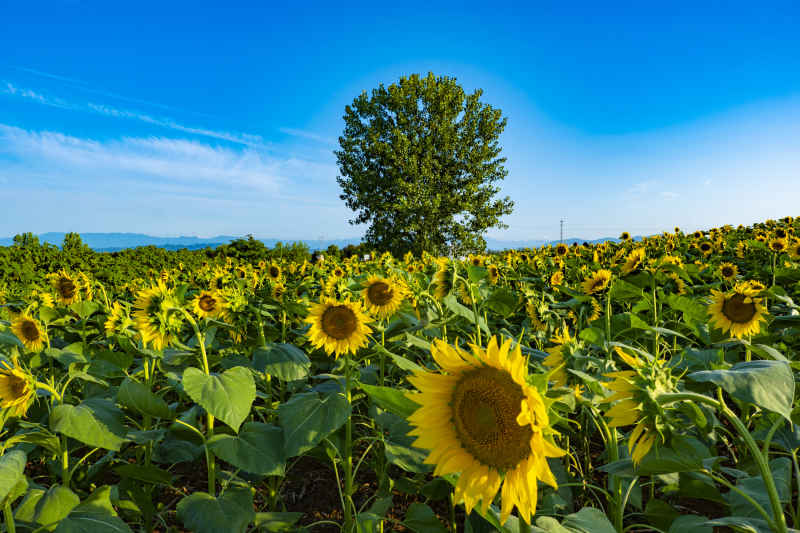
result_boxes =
[280,128,337,146]
[0,124,339,196]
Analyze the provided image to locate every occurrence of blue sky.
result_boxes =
[1,1,799,242]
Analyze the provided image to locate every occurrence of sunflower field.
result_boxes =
[1,217,800,533]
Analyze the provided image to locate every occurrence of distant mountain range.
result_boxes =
[0,232,629,253]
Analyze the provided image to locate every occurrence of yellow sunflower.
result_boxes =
[525,300,547,331]
[718,262,738,282]
[271,282,286,300]
[555,243,569,258]
[621,248,645,275]
[267,263,282,281]
[406,337,565,524]
[0,356,35,417]
[581,269,612,295]
[192,290,225,319]
[432,260,454,300]
[549,270,564,287]
[487,265,500,285]
[543,327,573,388]
[11,313,47,352]
[620,232,631,241]
[362,276,405,319]
[708,284,767,338]
[305,298,372,358]
[105,301,133,336]
[769,238,788,253]
[50,270,79,305]
[698,241,713,256]
[133,282,183,351]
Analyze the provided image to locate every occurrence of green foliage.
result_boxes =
[335,72,514,256]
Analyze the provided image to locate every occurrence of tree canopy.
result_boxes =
[335,72,514,256]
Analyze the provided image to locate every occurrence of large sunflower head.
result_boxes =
[406,337,565,524]
[581,269,612,295]
[769,238,788,253]
[50,270,79,305]
[132,282,184,351]
[0,356,35,418]
[554,243,569,258]
[11,313,47,352]
[305,297,372,358]
[698,241,714,255]
[192,290,226,319]
[708,283,767,338]
[267,263,282,281]
[362,276,405,319]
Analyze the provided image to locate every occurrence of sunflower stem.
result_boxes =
[379,325,386,386]
[343,351,354,533]
[658,391,788,533]
[4,501,16,533]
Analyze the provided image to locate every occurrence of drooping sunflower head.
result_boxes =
[708,285,767,339]
[602,346,677,465]
[525,300,547,331]
[581,269,612,295]
[719,262,738,282]
[305,297,372,358]
[621,248,646,275]
[10,313,47,352]
[487,265,500,284]
[0,356,35,418]
[406,337,565,524]
[542,327,574,388]
[362,276,405,319]
[431,260,454,300]
[50,270,79,305]
[192,290,225,319]
[133,282,184,351]
[789,240,800,259]
[104,301,133,336]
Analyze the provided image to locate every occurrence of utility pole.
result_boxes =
[560,219,564,243]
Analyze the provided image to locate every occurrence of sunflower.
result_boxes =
[192,290,225,319]
[487,265,500,284]
[549,270,564,287]
[468,255,485,267]
[620,232,631,241]
[698,241,713,255]
[708,284,767,338]
[621,248,645,276]
[406,337,565,523]
[50,270,79,305]
[362,276,405,319]
[105,301,133,336]
[305,298,372,357]
[602,346,676,465]
[11,313,47,352]
[0,356,35,417]
[581,269,612,295]
[267,263,282,281]
[525,300,547,331]
[719,262,738,282]
[789,240,800,259]
[133,282,183,351]
[271,282,286,300]
[555,243,569,257]
[586,298,602,322]
[432,260,454,300]
[543,327,573,388]
[769,238,788,253]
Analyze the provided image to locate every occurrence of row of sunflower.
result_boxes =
[0,216,798,532]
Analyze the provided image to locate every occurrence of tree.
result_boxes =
[335,72,514,256]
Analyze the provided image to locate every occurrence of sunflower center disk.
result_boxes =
[58,279,76,299]
[321,306,358,339]
[367,282,393,306]
[269,267,280,278]
[722,294,757,324]
[9,375,27,397]
[451,367,532,471]
[21,320,40,341]
[199,295,217,312]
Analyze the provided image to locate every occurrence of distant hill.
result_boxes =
[0,232,633,253]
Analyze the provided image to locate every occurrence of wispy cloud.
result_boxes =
[0,124,339,196]
[1,81,268,148]
[280,128,337,146]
